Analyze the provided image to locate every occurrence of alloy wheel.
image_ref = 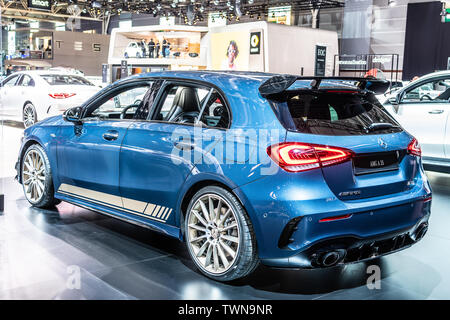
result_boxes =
[22,149,46,203]
[187,193,240,275]
[23,104,36,128]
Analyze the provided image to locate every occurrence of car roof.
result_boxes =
[13,70,83,76]
[129,70,359,92]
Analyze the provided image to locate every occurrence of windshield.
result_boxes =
[270,91,402,136]
[40,74,94,86]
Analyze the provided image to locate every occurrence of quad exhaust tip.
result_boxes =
[413,223,428,242]
[318,250,346,267]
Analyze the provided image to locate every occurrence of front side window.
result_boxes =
[86,84,151,120]
[2,75,20,87]
[402,78,450,103]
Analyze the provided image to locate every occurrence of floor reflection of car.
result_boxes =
[124,42,142,59]
[383,70,450,172]
[15,71,431,281]
[0,70,100,128]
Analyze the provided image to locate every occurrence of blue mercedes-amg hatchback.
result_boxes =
[15,71,431,281]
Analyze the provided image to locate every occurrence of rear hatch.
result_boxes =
[270,89,419,200]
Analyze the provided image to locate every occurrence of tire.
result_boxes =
[21,144,60,208]
[136,52,141,58]
[23,103,37,128]
[184,186,259,281]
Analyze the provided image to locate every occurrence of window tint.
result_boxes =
[402,78,450,103]
[87,85,150,119]
[154,84,230,129]
[198,90,230,129]
[41,74,94,86]
[154,85,203,124]
[270,91,401,136]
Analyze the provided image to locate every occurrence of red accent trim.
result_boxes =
[424,196,432,202]
[49,93,76,99]
[319,214,352,223]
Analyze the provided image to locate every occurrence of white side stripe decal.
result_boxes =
[58,183,173,223]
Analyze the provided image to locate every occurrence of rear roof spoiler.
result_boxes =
[258,75,390,97]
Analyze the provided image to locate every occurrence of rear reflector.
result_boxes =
[407,138,421,157]
[423,196,432,202]
[267,142,353,172]
[319,214,352,223]
[49,93,76,99]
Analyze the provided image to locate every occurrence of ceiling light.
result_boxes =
[388,0,396,6]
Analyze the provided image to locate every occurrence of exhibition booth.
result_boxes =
[107,25,209,81]
[4,29,110,77]
[107,22,339,81]
[207,21,339,75]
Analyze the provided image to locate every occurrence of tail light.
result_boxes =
[267,142,353,172]
[49,93,76,99]
[407,138,421,157]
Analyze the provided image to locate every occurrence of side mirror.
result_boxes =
[63,106,83,124]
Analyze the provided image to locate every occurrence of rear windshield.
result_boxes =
[40,74,93,86]
[269,91,402,136]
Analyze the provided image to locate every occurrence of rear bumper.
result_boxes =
[261,213,430,268]
[233,167,432,268]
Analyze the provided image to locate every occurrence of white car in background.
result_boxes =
[124,42,143,58]
[383,70,450,172]
[0,70,100,128]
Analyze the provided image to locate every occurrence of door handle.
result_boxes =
[428,109,444,114]
[102,130,119,141]
[173,141,195,150]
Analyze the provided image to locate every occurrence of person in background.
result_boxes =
[6,65,12,76]
[148,38,155,58]
[162,38,167,58]
[221,40,239,70]
[412,76,420,81]
[155,41,160,58]
[166,42,171,58]
[140,39,147,58]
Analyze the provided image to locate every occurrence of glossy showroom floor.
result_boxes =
[1,124,450,299]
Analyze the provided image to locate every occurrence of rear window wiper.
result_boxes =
[365,122,399,132]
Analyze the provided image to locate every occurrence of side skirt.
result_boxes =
[55,192,182,240]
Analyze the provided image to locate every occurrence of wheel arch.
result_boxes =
[178,178,241,238]
[17,139,42,184]
[23,100,33,108]
[177,176,260,250]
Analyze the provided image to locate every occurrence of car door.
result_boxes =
[119,80,229,226]
[0,74,22,120]
[394,76,450,159]
[56,80,151,209]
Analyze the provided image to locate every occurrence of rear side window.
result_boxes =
[270,91,401,136]
[40,74,93,86]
